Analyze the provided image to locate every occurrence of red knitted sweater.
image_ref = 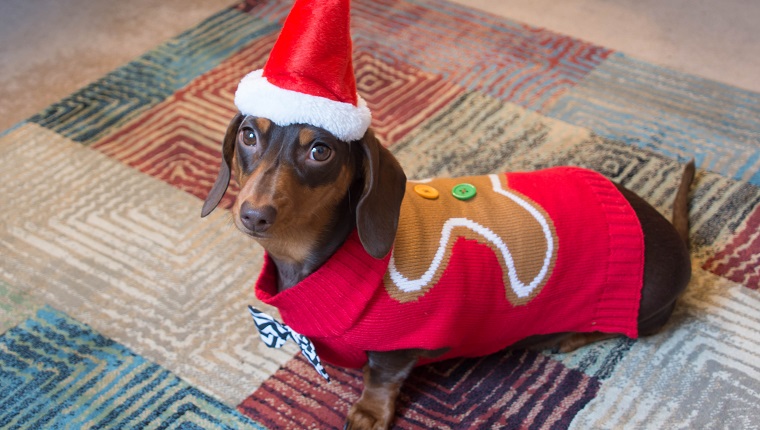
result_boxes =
[255,167,644,369]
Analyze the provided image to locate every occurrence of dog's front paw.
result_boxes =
[345,402,393,430]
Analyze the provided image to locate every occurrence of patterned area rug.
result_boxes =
[2,0,759,428]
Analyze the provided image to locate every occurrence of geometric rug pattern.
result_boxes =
[0,306,262,429]
[2,0,759,428]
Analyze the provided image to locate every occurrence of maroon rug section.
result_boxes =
[238,350,600,429]
[92,30,280,212]
[703,204,760,289]
[238,355,363,429]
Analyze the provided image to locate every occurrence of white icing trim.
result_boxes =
[234,69,372,142]
[388,174,555,298]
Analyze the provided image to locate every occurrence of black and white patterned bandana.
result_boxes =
[248,306,330,382]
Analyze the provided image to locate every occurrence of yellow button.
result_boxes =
[414,184,439,199]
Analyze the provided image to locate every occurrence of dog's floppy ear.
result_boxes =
[356,130,407,259]
[201,113,244,217]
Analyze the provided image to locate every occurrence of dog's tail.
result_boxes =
[671,159,696,248]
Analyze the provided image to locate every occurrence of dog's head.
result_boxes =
[202,113,406,264]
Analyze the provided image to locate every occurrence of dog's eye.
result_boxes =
[310,143,332,162]
[239,128,257,146]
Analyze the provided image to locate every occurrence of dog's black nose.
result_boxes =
[239,201,277,233]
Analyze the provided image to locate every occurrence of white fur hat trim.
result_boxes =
[234,69,372,142]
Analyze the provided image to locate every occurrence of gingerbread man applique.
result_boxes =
[384,174,558,305]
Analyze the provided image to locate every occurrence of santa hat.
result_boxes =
[234,0,371,142]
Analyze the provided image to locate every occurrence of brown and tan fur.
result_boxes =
[202,114,695,430]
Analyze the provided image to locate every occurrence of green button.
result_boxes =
[452,183,477,200]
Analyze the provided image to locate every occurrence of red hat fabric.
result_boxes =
[235,0,371,142]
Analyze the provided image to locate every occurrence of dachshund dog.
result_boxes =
[202,113,694,430]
